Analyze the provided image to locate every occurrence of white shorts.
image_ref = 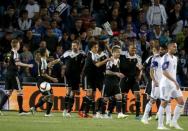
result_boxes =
[150,81,160,99]
[160,80,183,101]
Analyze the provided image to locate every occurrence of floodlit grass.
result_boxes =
[0,111,187,131]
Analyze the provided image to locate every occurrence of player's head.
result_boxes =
[151,40,160,54]
[128,41,136,56]
[167,41,177,55]
[71,40,79,53]
[34,50,41,61]
[112,45,121,59]
[39,48,48,58]
[11,39,20,51]
[89,41,99,54]
[159,45,167,56]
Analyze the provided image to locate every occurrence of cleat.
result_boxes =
[44,113,53,117]
[95,112,102,119]
[19,111,31,116]
[170,122,183,130]
[65,113,71,117]
[117,112,129,119]
[155,113,159,120]
[30,107,36,115]
[102,114,112,119]
[141,118,149,124]
[78,111,84,118]
[157,126,169,130]
[62,110,67,117]
[148,116,152,121]
[166,121,171,126]
[135,115,142,120]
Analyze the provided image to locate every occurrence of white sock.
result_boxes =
[165,103,171,123]
[143,101,152,120]
[158,105,164,127]
[172,104,183,123]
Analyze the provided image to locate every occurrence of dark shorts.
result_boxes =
[5,75,22,91]
[102,80,121,97]
[120,77,140,94]
[66,74,80,91]
[83,75,98,91]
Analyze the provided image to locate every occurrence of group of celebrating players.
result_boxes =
[0,38,185,130]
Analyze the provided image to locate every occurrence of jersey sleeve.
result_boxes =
[150,57,158,69]
[161,55,170,71]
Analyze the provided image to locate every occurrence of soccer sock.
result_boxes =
[17,95,23,113]
[143,101,152,119]
[101,99,107,114]
[136,100,141,117]
[172,104,184,123]
[156,99,161,110]
[80,96,86,111]
[165,103,171,123]
[46,102,53,115]
[158,105,165,127]
[108,97,116,114]
[35,99,45,109]
[116,100,122,113]
[122,95,127,114]
[68,96,74,113]
[96,98,102,112]
[0,95,9,110]
[64,95,69,110]
[149,110,152,117]
[91,99,96,115]
[84,96,91,114]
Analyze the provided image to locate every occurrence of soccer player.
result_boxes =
[0,39,33,115]
[30,48,58,116]
[61,40,86,117]
[120,41,143,119]
[101,45,127,118]
[79,41,110,118]
[158,42,184,130]
[141,41,171,124]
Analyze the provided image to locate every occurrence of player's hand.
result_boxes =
[28,64,33,68]
[174,81,180,90]
[52,78,58,83]
[106,57,113,62]
[116,72,125,79]
[136,64,143,70]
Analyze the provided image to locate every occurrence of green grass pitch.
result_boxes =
[0,112,187,131]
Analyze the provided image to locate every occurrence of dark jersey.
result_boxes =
[62,50,86,76]
[120,51,142,77]
[143,55,153,79]
[105,59,120,83]
[83,51,98,77]
[6,50,19,76]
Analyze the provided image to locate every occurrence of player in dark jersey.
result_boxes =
[79,41,110,118]
[30,48,58,117]
[0,39,33,115]
[60,40,86,117]
[120,41,143,120]
[100,45,128,118]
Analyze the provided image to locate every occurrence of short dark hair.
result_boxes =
[40,48,47,57]
[11,39,19,48]
[88,41,98,50]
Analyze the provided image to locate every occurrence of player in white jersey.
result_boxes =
[158,42,184,130]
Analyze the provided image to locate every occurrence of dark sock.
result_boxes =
[84,96,91,114]
[136,101,141,117]
[35,99,45,109]
[64,95,69,110]
[108,97,116,114]
[149,109,152,117]
[46,102,53,114]
[91,99,96,115]
[80,96,87,111]
[0,95,9,110]
[122,95,127,114]
[17,95,23,113]
[101,99,107,114]
[68,97,74,113]
[116,100,122,113]
[96,98,102,112]
[156,99,161,110]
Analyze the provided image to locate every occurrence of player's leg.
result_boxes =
[63,86,71,116]
[165,101,171,126]
[171,90,184,130]
[45,94,54,117]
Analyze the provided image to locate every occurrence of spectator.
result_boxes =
[25,0,40,19]
[51,20,62,41]
[53,45,64,59]
[60,32,71,51]
[90,19,102,37]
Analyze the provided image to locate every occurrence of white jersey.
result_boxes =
[161,53,177,84]
[150,54,162,83]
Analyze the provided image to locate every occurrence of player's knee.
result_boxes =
[86,89,93,96]
[17,90,23,96]
[115,94,122,100]
[150,98,156,104]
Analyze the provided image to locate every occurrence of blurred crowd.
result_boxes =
[0,0,188,86]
